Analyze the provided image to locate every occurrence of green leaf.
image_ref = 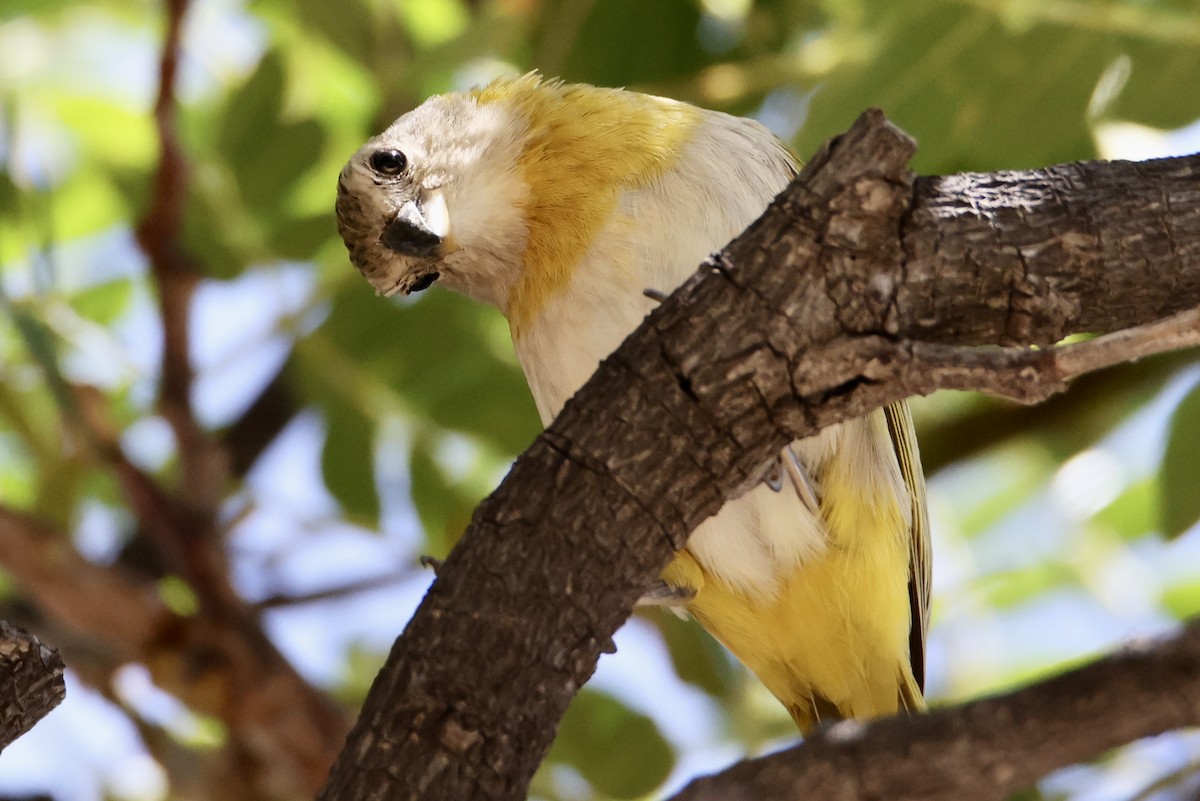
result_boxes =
[796,4,1200,174]
[958,449,1050,539]
[236,118,326,214]
[292,0,375,58]
[398,0,469,48]
[217,51,286,159]
[332,642,387,705]
[49,172,128,241]
[0,171,18,217]
[70,278,134,325]
[1163,579,1200,620]
[1159,381,1200,538]
[1093,477,1157,541]
[408,436,477,556]
[975,562,1079,610]
[268,212,339,261]
[181,183,248,280]
[53,96,155,169]
[321,395,380,522]
[322,287,540,456]
[555,0,711,86]
[547,689,674,799]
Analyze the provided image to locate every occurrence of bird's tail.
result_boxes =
[898,666,926,715]
[786,666,925,735]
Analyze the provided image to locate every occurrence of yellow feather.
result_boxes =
[472,75,701,338]
[662,408,924,732]
[438,78,928,734]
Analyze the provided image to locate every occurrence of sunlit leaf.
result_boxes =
[53,96,155,169]
[959,455,1049,539]
[398,0,469,48]
[70,278,134,325]
[49,172,127,241]
[975,563,1079,610]
[1093,477,1157,541]
[1162,578,1200,620]
[796,4,1200,173]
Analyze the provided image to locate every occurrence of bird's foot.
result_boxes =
[637,581,695,609]
[763,446,821,516]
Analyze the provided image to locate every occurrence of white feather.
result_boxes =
[511,109,906,598]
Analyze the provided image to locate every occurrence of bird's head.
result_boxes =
[335,87,529,307]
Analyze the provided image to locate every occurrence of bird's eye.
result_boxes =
[370,149,408,176]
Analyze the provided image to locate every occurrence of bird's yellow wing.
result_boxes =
[883,400,931,699]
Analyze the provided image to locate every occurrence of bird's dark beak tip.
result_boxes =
[380,213,442,259]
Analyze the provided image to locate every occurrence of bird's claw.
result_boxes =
[637,581,695,608]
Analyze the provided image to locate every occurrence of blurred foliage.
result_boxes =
[2,0,1200,800]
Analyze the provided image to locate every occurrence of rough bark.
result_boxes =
[316,110,1200,801]
[672,618,1200,801]
[0,621,65,752]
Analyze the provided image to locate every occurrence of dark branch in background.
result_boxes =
[672,618,1200,801]
[0,621,65,751]
[129,0,232,604]
[317,111,1200,801]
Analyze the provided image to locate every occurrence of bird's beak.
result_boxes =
[379,192,450,258]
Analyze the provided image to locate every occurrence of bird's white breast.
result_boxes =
[512,110,858,597]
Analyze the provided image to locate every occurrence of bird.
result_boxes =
[335,73,930,733]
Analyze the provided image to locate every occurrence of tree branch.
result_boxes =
[671,618,1200,801]
[135,0,227,513]
[0,621,65,752]
[317,110,1200,801]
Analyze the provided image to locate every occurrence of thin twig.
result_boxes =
[255,572,413,610]
[134,0,224,511]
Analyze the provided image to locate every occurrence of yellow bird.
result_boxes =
[335,74,931,733]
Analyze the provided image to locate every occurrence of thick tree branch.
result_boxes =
[671,619,1200,801]
[0,621,65,751]
[318,110,1200,801]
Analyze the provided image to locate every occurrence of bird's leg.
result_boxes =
[782,444,822,515]
[637,580,695,607]
[642,287,670,303]
[763,454,785,492]
[764,446,822,516]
